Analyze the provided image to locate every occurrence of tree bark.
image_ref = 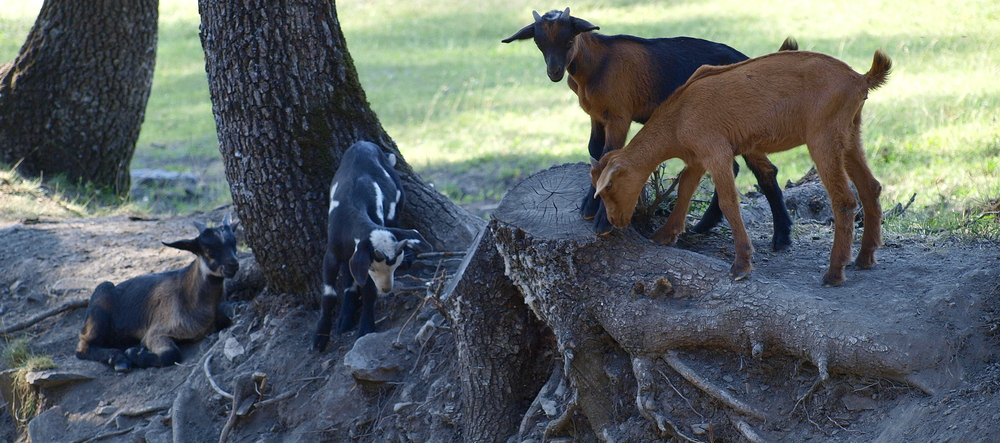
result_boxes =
[465,163,959,441]
[0,0,157,197]
[198,0,482,299]
[446,227,555,442]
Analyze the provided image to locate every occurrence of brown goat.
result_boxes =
[592,50,891,286]
[76,215,240,371]
[503,8,796,250]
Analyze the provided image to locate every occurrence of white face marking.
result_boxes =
[323,284,337,297]
[386,153,396,168]
[328,182,340,215]
[369,230,396,258]
[372,182,385,224]
[368,254,404,294]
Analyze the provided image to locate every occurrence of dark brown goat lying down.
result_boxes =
[76,214,239,371]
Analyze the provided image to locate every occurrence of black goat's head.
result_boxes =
[502,7,599,82]
[163,214,240,278]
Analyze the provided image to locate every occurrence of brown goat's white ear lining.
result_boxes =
[594,166,615,198]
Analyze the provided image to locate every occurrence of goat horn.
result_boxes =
[222,213,232,226]
[532,10,541,22]
[193,220,208,233]
[561,7,570,18]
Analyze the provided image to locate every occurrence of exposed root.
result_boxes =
[793,355,829,413]
[663,351,768,421]
[732,418,771,443]
[0,298,88,336]
[633,356,704,443]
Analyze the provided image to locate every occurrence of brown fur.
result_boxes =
[592,50,891,286]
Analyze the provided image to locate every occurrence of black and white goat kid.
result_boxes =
[76,214,239,372]
[313,141,430,351]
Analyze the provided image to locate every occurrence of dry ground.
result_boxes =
[0,190,998,441]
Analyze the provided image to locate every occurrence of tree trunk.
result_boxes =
[198,0,482,299]
[461,163,961,441]
[0,0,157,197]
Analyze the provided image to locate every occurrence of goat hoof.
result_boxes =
[772,236,792,253]
[854,254,876,269]
[593,217,614,236]
[312,334,330,353]
[650,230,679,246]
[822,268,846,287]
[729,265,752,281]
[580,195,600,220]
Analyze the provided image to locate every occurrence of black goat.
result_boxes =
[503,8,795,251]
[76,214,240,372]
[313,141,431,351]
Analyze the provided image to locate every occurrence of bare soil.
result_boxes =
[0,182,998,441]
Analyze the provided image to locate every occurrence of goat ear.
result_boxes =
[502,23,535,43]
[193,220,208,234]
[163,239,201,254]
[571,17,599,34]
[590,157,600,169]
[594,165,618,198]
[394,229,432,253]
[222,213,232,226]
[349,247,372,284]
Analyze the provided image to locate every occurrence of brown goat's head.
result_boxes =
[163,214,240,278]
[502,7,599,82]
[591,153,644,229]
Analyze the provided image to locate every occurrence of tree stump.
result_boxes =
[457,163,962,441]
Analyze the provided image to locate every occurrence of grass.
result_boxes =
[1,338,55,423]
[0,0,997,231]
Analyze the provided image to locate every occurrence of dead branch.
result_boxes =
[664,351,767,421]
[732,418,771,443]
[0,298,88,336]
[204,354,234,399]
[74,425,137,443]
[416,251,466,259]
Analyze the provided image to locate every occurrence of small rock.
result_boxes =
[223,337,245,361]
[393,402,414,412]
[25,370,94,389]
[691,423,709,435]
[723,375,735,383]
[95,405,118,415]
[842,394,877,411]
[343,329,409,382]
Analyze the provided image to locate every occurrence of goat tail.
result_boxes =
[864,49,892,91]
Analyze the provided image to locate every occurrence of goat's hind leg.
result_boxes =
[844,125,882,270]
[809,136,856,286]
[313,253,342,351]
[356,282,379,338]
[77,282,133,371]
[744,153,793,252]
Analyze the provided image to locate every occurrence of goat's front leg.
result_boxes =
[652,164,705,245]
[127,332,182,368]
[355,282,379,338]
[580,120,607,221]
[591,118,631,235]
[313,252,342,351]
[707,159,754,280]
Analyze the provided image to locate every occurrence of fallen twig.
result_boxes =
[0,298,88,336]
[204,354,234,399]
[75,425,137,443]
[395,261,447,346]
[732,418,771,443]
[664,351,768,421]
[415,251,466,259]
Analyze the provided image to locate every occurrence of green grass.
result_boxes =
[1,0,998,224]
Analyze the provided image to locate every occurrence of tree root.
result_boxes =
[663,351,768,421]
[0,298,88,336]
